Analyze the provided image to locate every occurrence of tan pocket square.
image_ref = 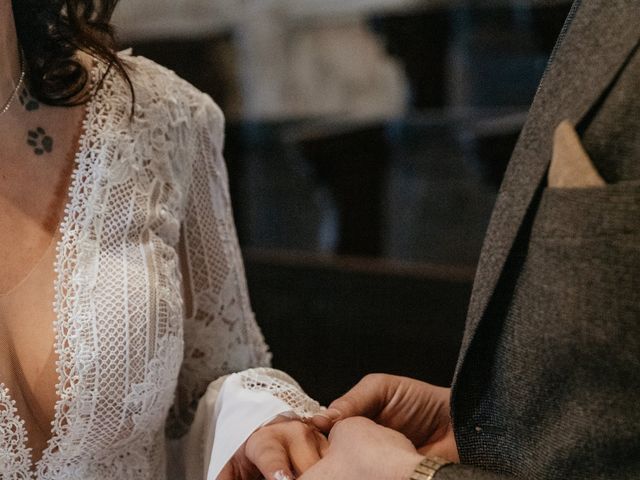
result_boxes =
[548,120,606,188]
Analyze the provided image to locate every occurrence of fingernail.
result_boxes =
[317,408,342,422]
[274,470,294,480]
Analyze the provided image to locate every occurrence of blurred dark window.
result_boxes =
[121,1,571,399]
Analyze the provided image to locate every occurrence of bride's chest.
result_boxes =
[0,135,190,475]
[48,145,189,424]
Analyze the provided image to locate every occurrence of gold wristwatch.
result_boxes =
[409,456,452,480]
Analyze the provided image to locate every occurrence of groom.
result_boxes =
[306,1,640,478]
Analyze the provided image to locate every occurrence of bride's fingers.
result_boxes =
[314,430,329,458]
[245,431,295,480]
[286,428,324,475]
[245,421,328,479]
[216,460,237,480]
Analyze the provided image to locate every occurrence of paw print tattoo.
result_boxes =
[18,87,40,112]
[27,127,54,155]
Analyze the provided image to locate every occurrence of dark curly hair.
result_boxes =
[12,0,132,106]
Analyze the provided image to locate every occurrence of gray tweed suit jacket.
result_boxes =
[438,1,640,478]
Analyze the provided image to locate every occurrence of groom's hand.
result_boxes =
[312,374,459,462]
[300,417,424,480]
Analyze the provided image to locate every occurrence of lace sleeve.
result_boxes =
[233,368,322,419]
[166,96,272,438]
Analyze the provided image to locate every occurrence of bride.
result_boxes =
[0,1,326,479]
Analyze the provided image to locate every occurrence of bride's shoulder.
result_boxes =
[117,51,224,132]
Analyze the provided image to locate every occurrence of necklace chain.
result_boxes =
[0,49,26,116]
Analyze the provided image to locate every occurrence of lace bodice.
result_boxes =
[0,53,272,479]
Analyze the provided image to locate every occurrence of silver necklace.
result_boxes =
[0,50,26,116]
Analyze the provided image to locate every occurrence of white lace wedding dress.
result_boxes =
[0,53,317,480]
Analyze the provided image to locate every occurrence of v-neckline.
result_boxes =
[0,57,101,476]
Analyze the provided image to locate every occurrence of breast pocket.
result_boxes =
[541,119,640,239]
[534,182,640,240]
[498,182,640,477]
[521,182,640,356]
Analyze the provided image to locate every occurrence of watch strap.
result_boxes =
[409,456,452,480]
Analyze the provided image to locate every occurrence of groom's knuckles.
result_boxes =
[330,374,394,418]
[328,417,375,444]
[312,375,396,431]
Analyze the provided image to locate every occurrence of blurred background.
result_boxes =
[113,0,572,404]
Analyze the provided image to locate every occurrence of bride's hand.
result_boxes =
[217,418,328,480]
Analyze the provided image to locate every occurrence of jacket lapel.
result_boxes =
[455,0,640,371]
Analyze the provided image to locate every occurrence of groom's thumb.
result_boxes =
[310,374,394,432]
